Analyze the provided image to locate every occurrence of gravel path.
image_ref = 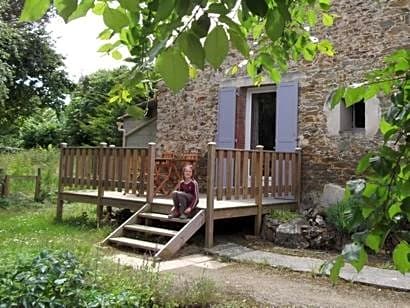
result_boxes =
[167,262,410,307]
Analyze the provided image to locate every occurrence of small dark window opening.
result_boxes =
[340,99,366,133]
[352,100,365,128]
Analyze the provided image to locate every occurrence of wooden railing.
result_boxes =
[59,145,149,195]
[57,143,156,224]
[205,142,302,247]
[212,147,301,201]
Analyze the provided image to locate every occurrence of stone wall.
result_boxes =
[155,0,410,203]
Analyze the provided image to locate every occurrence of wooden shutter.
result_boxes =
[275,81,298,152]
[216,87,237,149]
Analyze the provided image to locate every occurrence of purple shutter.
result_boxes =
[276,81,298,152]
[216,87,237,148]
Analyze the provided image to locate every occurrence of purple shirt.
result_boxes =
[178,179,199,209]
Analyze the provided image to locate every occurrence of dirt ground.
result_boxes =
[168,261,410,307]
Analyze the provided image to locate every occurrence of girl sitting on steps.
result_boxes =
[168,164,199,219]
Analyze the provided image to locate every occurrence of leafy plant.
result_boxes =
[0,250,163,307]
[324,49,410,280]
[0,250,87,307]
[0,0,73,130]
[325,196,365,236]
[20,0,336,92]
[62,67,149,146]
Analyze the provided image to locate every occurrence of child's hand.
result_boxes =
[184,208,191,215]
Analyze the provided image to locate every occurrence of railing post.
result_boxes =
[3,175,9,197]
[0,168,3,197]
[255,145,264,235]
[296,147,302,212]
[147,142,156,203]
[205,142,216,248]
[97,142,107,227]
[106,145,116,215]
[34,168,41,202]
[56,143,67,222]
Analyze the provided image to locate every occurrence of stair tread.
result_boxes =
[109,237,165,251]
[124,224,178,237]
[139,212,190,223]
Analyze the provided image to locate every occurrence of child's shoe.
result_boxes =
[168,207,180,218]
[179,214,187,219]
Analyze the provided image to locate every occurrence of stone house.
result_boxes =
[121,0,409,207]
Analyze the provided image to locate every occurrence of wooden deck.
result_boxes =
[56,142,301,254]
[60,190,297,220]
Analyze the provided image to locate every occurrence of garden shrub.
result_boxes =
[0,250,159,307]
[325,197,366,236]
[0,250,87,307]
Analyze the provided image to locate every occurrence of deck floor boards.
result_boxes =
[61,190,296,211]
[60,190,297,221]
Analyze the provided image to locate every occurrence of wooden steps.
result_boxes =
[104,202,205,259]
[109,237,165,251]
[139,212,190,223]
[124,224,178,237]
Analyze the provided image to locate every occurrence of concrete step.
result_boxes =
[109,237,165,251]
[124,224,178,237]
[139,212,190,223]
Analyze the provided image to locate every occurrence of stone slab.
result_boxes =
[106,253,228,272]
[207,243,410,291]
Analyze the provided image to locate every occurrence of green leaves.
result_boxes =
[20,0,50,21]
[204,26,229,69]
[245,0,268,17]
[119,0,139,12]
[356,153,371,174]
[191,15,211,38]
[229,29,249,57]
[155,48,189,92]
[365,231,383,253]
[177,32,205,69]
[103,7,129,33]
[265,8,285,43]
[54,0,77,22]
[392,241,410,274]
[68,0,94,21]
[156,0,175,21]
[318,39,334,56]
[330,87,345,109]
[380,118,398,141]
[330,256,344,283]
[344,87,364,107]
[342,243,368,272]
[322,13,333,26]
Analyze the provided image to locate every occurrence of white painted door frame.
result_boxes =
[244,85,276,150]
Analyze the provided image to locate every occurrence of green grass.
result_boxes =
[0,199,228,306]
[0,200,109,270]
[269,209,301,222]
[0,150,251,306]
[0,148,59,198]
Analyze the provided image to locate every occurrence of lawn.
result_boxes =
[0,197,249,307]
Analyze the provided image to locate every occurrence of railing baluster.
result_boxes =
[226,150,232,200]
[264,152,270,197]
[242,151,248,199]
[234,150,241,200]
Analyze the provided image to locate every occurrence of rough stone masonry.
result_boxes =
[155,0,410,207]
